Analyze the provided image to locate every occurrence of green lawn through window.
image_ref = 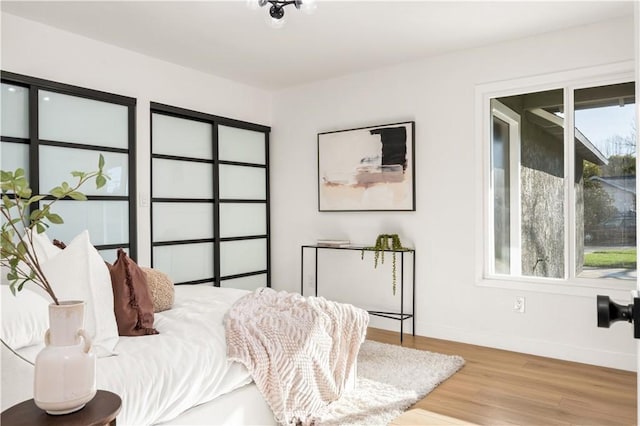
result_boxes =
[584,249,637,269]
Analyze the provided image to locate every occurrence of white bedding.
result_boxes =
[3,285,257,425]
[102,284,256,425]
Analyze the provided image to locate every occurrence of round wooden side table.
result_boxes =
[1,390,121,426]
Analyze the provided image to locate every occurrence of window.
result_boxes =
[575,83,636,280]
[486,78,636,284]
[1,72,136,262]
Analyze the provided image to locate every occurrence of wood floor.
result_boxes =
[367,328,637,426]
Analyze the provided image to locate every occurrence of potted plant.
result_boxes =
[1,155,107,304]
[361,234,409,295]
[1,155,108,415]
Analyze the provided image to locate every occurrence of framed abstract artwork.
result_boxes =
[317,121,415,212]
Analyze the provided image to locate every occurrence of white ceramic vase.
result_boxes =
[34,300,97,415]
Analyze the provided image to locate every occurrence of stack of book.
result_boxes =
[316,239,351,248]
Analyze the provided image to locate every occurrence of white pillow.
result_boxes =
[1,286,50,350]
[13,231,62,300]
[1,231,61,288]
[28,230,62,261]
[40,230,119,357]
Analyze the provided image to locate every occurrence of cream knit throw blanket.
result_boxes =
[225,288,369,425]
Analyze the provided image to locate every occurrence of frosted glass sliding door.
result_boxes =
[220,273,267,290]
[153,202,214,241]
[1,82,30,191]
[39,146,129,196]
[1,83,29,138]
[38,90,128,148]
[150,104,270,289]
[48,201,129,245]
[152,158,213,199]
[1,71,136,259]
[218,125,269,289]
[1,142,29,178]
[219,203,267,238]
[153,243,215,284]
[218,125,265,164]
[151,110,216,285]
[220,239,267,276]
[218,164,266,200]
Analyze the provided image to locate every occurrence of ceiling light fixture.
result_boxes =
[247,0,317,27]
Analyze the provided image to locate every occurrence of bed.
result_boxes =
[1,284,361,425]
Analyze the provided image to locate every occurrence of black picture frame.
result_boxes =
[317,121,415,212]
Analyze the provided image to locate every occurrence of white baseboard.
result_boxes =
[367,315,635,371]
[418,321,636,372]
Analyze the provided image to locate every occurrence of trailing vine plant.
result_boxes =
[361,234,408,295]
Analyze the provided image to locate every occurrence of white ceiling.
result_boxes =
[1,1,634,90]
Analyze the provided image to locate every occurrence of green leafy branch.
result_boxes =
[0,155,108,305]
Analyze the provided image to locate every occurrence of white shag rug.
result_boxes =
[316,340,465,425]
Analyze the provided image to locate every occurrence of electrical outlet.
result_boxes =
[514,296,526,313]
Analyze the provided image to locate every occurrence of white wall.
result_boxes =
[0,13,272,267]
[271,16,637,370]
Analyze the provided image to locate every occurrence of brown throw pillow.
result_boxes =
[141,267,174,313]
[52,239,67,249]
[107,249,158,336]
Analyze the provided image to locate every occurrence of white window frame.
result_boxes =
[476,61,636,297]
[490,99,522,276]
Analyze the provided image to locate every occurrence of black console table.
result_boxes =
[300,245,415,342]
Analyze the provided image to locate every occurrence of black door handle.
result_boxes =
[597,295,640,338]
